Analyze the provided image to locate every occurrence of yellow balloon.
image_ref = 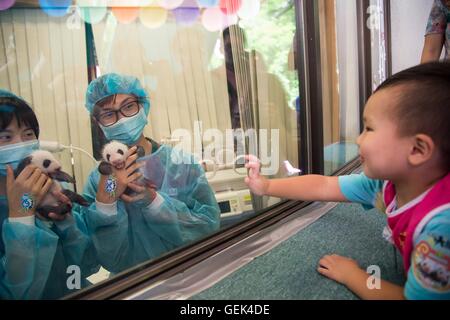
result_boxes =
[140,6,168,29]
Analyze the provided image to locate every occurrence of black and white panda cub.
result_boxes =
[98,141,145,196]
[15,150,89,218]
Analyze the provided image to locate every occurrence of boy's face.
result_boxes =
[356,88,412,181]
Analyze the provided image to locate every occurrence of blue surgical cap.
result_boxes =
[0,89,29,112]
[0,89,40,138]
[0,89,23,101]
[85,73,151,116]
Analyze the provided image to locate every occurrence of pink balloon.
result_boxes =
[201,7,223,32]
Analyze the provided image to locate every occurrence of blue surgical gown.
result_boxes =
[82,143,220,274]
[0,196,99,299]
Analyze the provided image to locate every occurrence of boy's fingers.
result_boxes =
[246,164,260,178]
[245,154,260,164]
[317,266,331,277]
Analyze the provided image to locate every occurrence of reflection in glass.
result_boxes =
[0,0,301,298]
[319,0,361,174]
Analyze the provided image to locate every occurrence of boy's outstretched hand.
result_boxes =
[244,155,269,196]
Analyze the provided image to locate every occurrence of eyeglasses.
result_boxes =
[96,100,141,127]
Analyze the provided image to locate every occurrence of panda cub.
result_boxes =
[15,150,89,218]
[99,141,145,196]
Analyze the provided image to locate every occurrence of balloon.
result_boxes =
[112,7,140,24]
[158,0,184,10]
[222,14,237,29]
[78,0,108,24]
[140,7,168,29]
[219,0,241,15]
[237,0,260,20]
[201,7,223,32]
[173,7,200,26]
[39,0,71,17]
[197,0,219,7]
[0,0,15,11]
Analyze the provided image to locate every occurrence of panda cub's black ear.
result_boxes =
[14,156,33,178]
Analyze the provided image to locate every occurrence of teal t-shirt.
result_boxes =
[339,173,450,300]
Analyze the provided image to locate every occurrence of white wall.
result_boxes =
[390,0,434,73]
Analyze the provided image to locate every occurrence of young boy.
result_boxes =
[245,62,450,300]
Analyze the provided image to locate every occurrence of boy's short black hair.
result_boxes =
[375,62,450,169]
[0,96,40,138]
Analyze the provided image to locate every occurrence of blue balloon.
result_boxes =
[39,0,71,17]
[197,0,219,8]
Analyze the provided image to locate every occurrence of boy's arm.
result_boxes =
[244,155,347,202]
[345,270,405,300]
[266,175,348,202]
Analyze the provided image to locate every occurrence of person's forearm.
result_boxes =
[421,50,441,63]
[421,34,444,63]
[265,175,346,202]
[345,268,405,300]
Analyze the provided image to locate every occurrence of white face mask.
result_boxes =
[0,140,40,176]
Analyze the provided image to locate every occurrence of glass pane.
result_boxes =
[0,0,301,299]
[369,0,389,89]
[319,0,360,175]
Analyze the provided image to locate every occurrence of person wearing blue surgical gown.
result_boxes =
[79,73,220,273]
[0,90,99,299]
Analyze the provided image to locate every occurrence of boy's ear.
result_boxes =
[408,134,435,166]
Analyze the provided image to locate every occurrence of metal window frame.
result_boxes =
[296,0,324,175]
[65,0,391,300]
[357,0,373,134]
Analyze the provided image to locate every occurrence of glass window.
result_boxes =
[318,0,361,175]
[0,0,301,299]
